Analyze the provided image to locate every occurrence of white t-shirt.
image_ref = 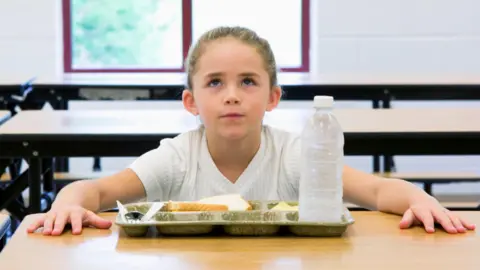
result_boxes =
[128,125,301,202]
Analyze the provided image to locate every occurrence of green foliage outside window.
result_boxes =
[71,0,182,68]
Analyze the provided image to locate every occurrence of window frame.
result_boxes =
[62,0,310,73]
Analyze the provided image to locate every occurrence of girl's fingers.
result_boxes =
[51,211,69,236]
[460,217,477,231]
[411,208,436,233]
[85,211,113,229]
[42,212,56,235]
[431,209,457,234]
[27,215,46,233]
[69,211,84,235]
[399,209,415,229]
[445,211,466,233]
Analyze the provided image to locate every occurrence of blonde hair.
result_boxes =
[184,26,278,90]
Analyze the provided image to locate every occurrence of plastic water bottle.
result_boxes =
[299,95,344,223]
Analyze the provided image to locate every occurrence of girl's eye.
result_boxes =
[207,79,221,87]
[242,78,255,86]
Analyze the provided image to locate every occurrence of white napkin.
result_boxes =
[116,200,128,222]
[141,202,165,222]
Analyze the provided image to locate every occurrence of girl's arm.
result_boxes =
[342,166,425,214]
[342,165,476,233]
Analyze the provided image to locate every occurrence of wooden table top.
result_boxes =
[0,110,10,125]
[0,212,479,269]
[0,213,10,240]
[0,106,479,136]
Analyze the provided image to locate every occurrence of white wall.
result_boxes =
[1,0,480,198]
[310,0,480,76]
[0,0,62,81]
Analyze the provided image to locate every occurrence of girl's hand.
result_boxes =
[27,205,112,235]
[399,199,476,233]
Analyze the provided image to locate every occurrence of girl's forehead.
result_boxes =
[196,39,266,74]
[203,38,259,59]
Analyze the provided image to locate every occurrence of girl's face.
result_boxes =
[183,37,281,141]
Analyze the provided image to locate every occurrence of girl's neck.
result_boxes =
[205,129,262,179]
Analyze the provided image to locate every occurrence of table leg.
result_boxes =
[0,159,9,177]
[383,155,393,173]
[55,157,69,173]
[7,158,22,180]
[373,156,380,173]
[372,99,382,174]
[93,157,101,171]
[381,94,397,174]
[424,183,432,195]
[42,158,54,192]
[0,235,6,252]
[28,158,42,213]
[54,99,69,173]
[0,169,29,220]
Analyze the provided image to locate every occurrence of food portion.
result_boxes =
[270,202,298,211]
[163,194,252,212]
[165,201,229,212]
[198,194,252,211]
[159,194,301,212]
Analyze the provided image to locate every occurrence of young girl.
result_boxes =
[28,26,475,236]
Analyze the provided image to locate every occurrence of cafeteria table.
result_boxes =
[26,73,480,175]
[29,73,391,104]
[0,105,480,217]
[0,211,478,269]
[29,73,480,104]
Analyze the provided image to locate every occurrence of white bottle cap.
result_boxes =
[313,95,334,108]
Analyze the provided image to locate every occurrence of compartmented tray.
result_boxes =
[115,200,354,237]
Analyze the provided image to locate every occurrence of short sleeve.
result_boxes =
[128,137,187,202]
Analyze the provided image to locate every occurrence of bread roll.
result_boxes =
[162,194,252,212]
[166,201,228,212]
[198,194,252,211]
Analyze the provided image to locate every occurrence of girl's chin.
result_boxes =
[218,127,250,140]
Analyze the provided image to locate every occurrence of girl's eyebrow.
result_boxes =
[205,72,223,78]
[239,72,260,78]
[204,72,260,78]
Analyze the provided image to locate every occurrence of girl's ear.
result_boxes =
[266,86,282,112]
[182,89,199,115]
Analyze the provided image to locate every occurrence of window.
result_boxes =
[63,0,309,73]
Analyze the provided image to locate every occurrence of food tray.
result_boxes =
[115,201,354,237]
